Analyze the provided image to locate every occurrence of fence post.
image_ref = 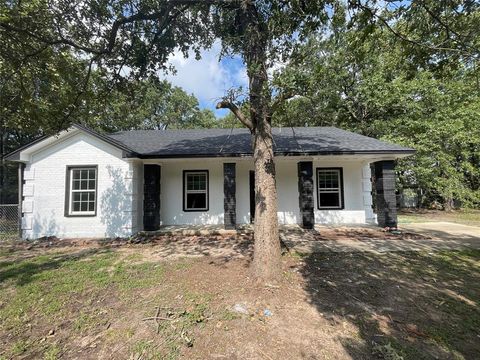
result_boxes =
[18,163,24,239]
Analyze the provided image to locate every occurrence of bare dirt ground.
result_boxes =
[1,232,479,360]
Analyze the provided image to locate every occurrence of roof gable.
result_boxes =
[5,124,136,162]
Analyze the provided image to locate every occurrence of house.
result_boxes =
[6,124,414,239]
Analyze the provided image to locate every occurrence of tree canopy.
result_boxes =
[273,9,480,209]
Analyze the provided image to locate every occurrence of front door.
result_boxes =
[143,165,161,231]
[249,170,255,223]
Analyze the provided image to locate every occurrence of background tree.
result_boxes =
[86,78,218,131]
[273,11,480,209]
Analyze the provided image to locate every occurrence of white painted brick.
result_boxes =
[362,164,371,179]
[23,184,34,197]
[362,180,372,192]
[23,132,137,239]
[24,168,35,180]
[22,200,34,213]
[22,216,33,230]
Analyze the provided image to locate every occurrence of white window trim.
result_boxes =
[317,168,343,210]
[68,167,97,216]
[184,171,209,211]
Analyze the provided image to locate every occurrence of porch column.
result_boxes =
[298,161,314,229]
[143,164,161,231]
[373,160,398,228]
[223,163,236,229]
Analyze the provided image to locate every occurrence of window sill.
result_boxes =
[65,213,97,217]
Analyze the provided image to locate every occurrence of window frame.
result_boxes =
[65,165,98,217]
[183,170,209,212]
[316,167,344,210]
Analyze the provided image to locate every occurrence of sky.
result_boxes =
[162,42,248,118]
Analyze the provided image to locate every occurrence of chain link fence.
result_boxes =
[0,204,20,240]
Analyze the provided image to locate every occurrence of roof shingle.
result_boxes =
[107,126,414,158]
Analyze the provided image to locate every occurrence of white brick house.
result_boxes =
[6,124,414,239]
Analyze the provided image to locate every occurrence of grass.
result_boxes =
[398,209,480,226]
[0,240,479,359]
[0,249,170,358]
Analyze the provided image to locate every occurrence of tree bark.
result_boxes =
[243,1,281,280]
[251,119,281,280]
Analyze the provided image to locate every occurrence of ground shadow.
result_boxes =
[299,249,480,359]
[0,248,110,286]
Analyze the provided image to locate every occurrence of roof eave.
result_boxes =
[4,124,138,162]
[136,149,415,159]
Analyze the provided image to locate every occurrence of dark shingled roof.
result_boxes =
[107,127,414,158]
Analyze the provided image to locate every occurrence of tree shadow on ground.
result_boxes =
[0,248,110,286]
[299,250,480,359]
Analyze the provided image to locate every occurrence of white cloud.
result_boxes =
[161,42,248,115]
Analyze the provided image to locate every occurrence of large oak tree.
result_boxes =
[1,0,337,280]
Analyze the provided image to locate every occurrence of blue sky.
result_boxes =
[162,42,248,118]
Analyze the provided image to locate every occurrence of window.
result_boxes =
[183,171,208,211]
[66,166,97,216]
[317,168,344,209]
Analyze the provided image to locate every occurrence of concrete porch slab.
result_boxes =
[146,224,251,236]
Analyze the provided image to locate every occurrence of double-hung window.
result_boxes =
[183,171,209,211]
[317,168,344,209]
[66,166,97,216]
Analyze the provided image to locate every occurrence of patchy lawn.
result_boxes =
[399,209,480,227]
[0,238,479,359]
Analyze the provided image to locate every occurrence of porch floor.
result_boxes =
[144,222,480,254]
[150,223,376,236]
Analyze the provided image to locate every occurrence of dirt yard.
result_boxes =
[0,234,479,360]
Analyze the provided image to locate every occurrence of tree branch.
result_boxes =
[216,100,254,130]
[271,91,297,114]
[351,0,471,56]
[0,0,241,56]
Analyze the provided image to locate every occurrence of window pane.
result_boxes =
[319,192,340,208]
[73,180,80,190]
[73,193,81,201]
[88,180,95,189]
[72,170,81,180]
[318,170,339,189]
[187,176,195,190]
[186,193,207,209]
[73,202,81,212]
[81,202,88,212]
[81,192,89,201]
[88,202,95,212]
[187,173,207,191]
[88,169,95,179]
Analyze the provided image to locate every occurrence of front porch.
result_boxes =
[139,158,399,233]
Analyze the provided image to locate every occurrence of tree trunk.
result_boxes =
[251,120,281,280]
[242,2,281,280]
